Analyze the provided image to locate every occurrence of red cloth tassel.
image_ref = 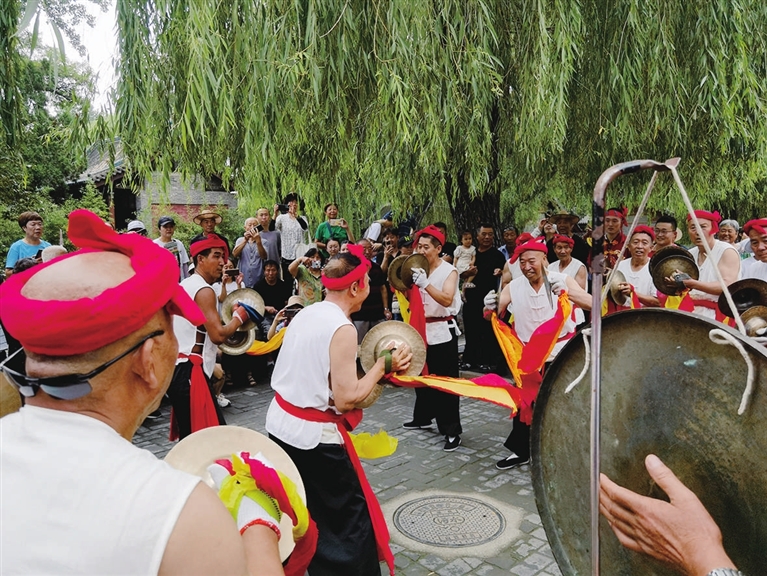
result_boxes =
[187,355,220,433]
[274,394,395,576]
[284,517,318,576]
[406,284,429,375]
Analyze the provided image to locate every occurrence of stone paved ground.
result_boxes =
[135,378,563,576]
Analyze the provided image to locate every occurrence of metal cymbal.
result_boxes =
[164,426,305,562]
[532,308,767,575]
[718,279,767,318]
[651,254,699,296]
[387,255,409,293]
[401,254,430,288]
[221,288,265,332]
[219,328,257,355]
[359,321,426,379]
[742,306,767,337]
[0,373,21,418]
[649,245,694,274]
[607,269,629,307]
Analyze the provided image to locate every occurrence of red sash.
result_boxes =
[690,298,730,324]
[274,393,395,576]
[169,353,220,441]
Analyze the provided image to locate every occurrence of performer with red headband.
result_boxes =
[403,224,465,452]
[484,239,591,470]
[0,210,285,575]
[499,232,535,291]
[603,207,628,270]
[667,210,741,320]
[614,226,660,308]
[167,234,247,440]
[265,245,412,576]
[742,218,767,281]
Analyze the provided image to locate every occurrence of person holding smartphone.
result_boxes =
[232,217,267,288]
[5,211,51,278]
[314,202,354,258]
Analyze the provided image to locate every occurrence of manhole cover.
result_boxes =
[393,495,506,547]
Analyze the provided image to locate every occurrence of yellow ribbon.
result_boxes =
[245,329,285,355]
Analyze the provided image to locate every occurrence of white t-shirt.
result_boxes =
[266,301,352,449]
[616,258,657,300]
[174,274,218,377]
[153,237,189,281]
[1,406,199,575]
[742,257,767,281]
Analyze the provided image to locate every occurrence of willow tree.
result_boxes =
[112,0,766,230]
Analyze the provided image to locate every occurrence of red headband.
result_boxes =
[606,207,628,226]
[631,225,655,241]
[744,219,767,236]
[687,210,721,234]
[321,244,371,291]
[0,209,206,356]
[515,232,534,246]
[191,233,229,262]
[510,239,548,263]
[552,234,574,248]
[414,225,445,247]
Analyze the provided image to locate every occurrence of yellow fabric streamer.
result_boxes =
[246,329,285,355]
[490,312,524,387]
[394,290,411,323]
[394,374,518,411]
[348,429,398,459]
[217,455,281,523]
[275,469,311,540]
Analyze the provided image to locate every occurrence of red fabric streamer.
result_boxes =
[168,353,220,441]
[0,209,205,356]
[414,225,445,247]
[238,453,319,576]
[321,244,371,290]
[631,225,655,241]
[552,235,574,247]
[406,284,429,374]
[744,219,767,236]
[510,239,548,263]
[274,393,395,576]
[687,210,722,234]
[190,233,229,262]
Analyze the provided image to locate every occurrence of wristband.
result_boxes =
[378,349,392,374]
[240,518,281,538]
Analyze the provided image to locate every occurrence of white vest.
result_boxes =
[507,270,576,361]
[266,301,351,449]
[616,258,657,301]
[421,260,462,345]
[557,258,587,322]
[689,240,741,319]
[742,257,767,281]
[1,406,199,575]
[174,273,218,377]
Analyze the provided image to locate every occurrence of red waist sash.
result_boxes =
[425,315,455,323]
[690,297,728,323]
[169,353,220,441]
[273,393,395,575]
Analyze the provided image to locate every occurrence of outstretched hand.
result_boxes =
[599,454,737,576]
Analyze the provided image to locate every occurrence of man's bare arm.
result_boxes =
[195,287,244,345]
[424,269,458,307]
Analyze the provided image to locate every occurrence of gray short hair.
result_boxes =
[720,219,739,231]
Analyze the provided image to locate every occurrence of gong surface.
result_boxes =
[532,309,767,575]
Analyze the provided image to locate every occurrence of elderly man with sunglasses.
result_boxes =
[0,210,284,575]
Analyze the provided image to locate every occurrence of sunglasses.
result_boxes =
[0,330,164,400]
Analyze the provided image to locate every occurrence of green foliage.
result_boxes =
[111,0,767,227]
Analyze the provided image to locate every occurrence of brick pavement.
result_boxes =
[135,380,563,576]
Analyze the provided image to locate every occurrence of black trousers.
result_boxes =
[270,436,380,576]
[412,328,462,437]
[462,298,502,368]
[167,361,225,440]
[502,362,551,458]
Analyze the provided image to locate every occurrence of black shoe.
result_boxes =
[145,409,162,420]
[478,364,495,373]
[443,436,462,451]
[403,420,434,430]
[496,454,530,470]
[459,362,473,371]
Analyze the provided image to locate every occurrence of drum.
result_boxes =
[532,308,767,575]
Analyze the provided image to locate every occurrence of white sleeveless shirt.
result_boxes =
[689,240,741,319]
[174,273,218,377]
[615,258,657,300]
[1,406,199,575]
[266,301,351,449]
[421,260,462,345]
[557,258,587,322]
[507,270,576,361]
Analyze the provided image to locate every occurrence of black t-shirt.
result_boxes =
[465,247,505,307]
[351,262,388,321]
[254,278,293,311]
[547,234,590,266]
[441,241,457,261]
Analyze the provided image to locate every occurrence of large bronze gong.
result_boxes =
[532,308,767,575]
